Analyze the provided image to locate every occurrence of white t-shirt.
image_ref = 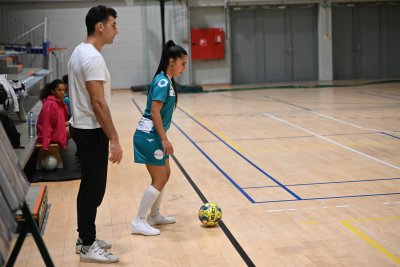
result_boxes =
[68,43,111,129]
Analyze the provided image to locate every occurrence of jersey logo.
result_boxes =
[154,149,164,160]
[157,79,168,88]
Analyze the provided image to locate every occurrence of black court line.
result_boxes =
[131,98,255,267]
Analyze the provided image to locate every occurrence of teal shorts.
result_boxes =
[133,131,168,166]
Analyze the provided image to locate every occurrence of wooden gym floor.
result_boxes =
[12,81,400,266]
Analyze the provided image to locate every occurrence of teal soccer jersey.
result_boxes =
[133,72,176,165]
[137,72,176,137]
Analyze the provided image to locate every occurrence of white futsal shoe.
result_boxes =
[76,238,112,254]
[130,218,160,236]
[80,240,119,263]
[147,214,176,226]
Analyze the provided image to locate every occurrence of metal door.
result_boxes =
[291,6,318,81]
[332,6,355,79]
[231,8,258,84]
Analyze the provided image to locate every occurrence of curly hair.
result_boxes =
[40,79,64,100]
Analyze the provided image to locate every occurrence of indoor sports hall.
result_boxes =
[0,0,399,266]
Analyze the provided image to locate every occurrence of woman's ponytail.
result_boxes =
[153,40,188,107]
[155,40,176,78]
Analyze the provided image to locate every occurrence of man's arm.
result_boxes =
[86,80,122,163]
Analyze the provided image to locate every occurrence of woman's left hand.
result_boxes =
[162,139,174,156]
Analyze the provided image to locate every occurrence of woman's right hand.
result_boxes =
[162,138,174,156]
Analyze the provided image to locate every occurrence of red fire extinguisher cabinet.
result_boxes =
[191,28,224,60]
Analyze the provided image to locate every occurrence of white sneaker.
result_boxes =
[80,241,119,263]
[147,214,176,226]
[130,219,160,236]
[75,238,112,254]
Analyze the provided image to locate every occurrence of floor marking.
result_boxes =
[178,106,244,152]
[309,110,399,135]
[266,209,294,213]
[258,192,400,203]
[266,113,400,171]
[243,177,400,189]
[381,132,400,140]
[340,219,400,265]
[265,205,349,213]
[179,106,302,200]
[265,95,399,137]
[172,121,256,203]
[265,202,400,213]
[357,90,400,101]
[172,155,256,267]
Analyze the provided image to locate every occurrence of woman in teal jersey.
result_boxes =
[130,40,188,236]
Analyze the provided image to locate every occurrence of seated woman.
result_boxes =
[36,79,69,151]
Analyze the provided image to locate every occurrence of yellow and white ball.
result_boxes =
[198,202,222,227]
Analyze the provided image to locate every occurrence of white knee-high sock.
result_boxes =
[150,189,164,217]
[135,185,160,221]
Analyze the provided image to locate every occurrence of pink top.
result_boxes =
[36,95,68,150]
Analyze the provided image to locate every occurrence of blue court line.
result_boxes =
[243,177,400,189]
[174,117,399,203]
[177,107,302,200]
[256,192,400,203]
[381,132,400,140]
[172,121,257,203]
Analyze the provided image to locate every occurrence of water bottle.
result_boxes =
[28,111,36,138]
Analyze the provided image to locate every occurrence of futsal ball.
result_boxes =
[42,155,58,171]
[198,202,222,227]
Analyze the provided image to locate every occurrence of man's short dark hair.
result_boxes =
[85,5,117,36]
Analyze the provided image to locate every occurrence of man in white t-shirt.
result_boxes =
[68,5,122,263]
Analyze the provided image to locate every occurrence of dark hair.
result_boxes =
[40,79,64,100]
[154,40,188,106]
[62,74,68,85]
[85,5,117,36]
